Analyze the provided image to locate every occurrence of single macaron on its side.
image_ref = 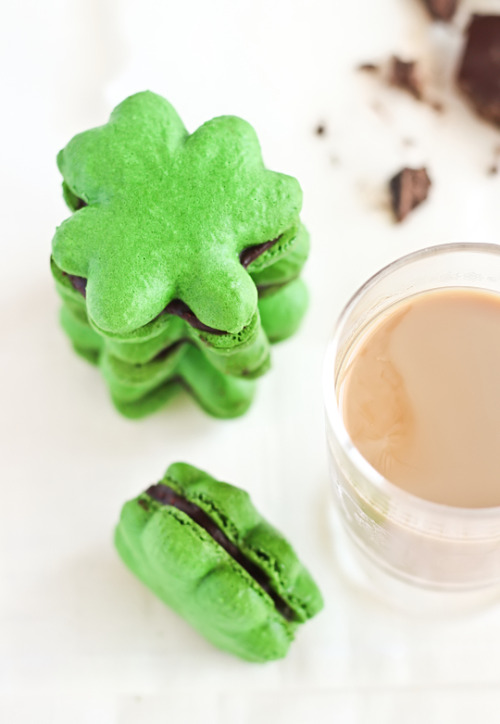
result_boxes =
[115,462,323,662]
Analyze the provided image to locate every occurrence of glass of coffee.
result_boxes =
[324,243,500,593]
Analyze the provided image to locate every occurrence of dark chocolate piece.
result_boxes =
[315,124,326,136]
[239,236,281,268]
[145,483,298,622]
[389,167,432,222]
[422,0,457,21]
[389,56,422,100]
[457,15,500,127]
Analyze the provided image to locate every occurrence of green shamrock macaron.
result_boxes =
[115,463,323,662]
[52,91,304,338]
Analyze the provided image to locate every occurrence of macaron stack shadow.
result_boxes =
[115,463,323,662]
[51,91,310,419]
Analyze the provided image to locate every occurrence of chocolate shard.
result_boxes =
[457,15,500,127]
[389,167,432,222]
[422,0,457,21]
[145,483,298,622]
[389,56,423,100]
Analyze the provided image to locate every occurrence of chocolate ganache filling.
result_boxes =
[145,483,298,622]
[73,197,87,210]
[239,237,280,268]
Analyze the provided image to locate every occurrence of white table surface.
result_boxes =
[3,0,500,721]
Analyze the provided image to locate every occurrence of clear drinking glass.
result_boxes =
[324,243,500,593]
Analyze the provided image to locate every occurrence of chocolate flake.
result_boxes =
[315,124,326,136]
[457,15,500,127]
[422,0,457,22]
[389,167,432,222]
[389,56,423,100]
[146,483,298,622]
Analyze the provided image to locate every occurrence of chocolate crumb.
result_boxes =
[389,56,423,100]
[315,124,326,136]
[357,62,380,73]
[457,15,500,127]
[389,167,432,222]
[488,145,500,175]
[430,100,445,113]
[422,0,457,22]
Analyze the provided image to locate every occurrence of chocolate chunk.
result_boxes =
[389,167,432,222]
[422,0,457,21]
[145,483,298,622]
[389,56,423,100]
[457,15,500,127]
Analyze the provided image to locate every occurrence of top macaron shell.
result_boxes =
[52,91,303,336]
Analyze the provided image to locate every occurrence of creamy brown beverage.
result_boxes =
[340,288,500,508]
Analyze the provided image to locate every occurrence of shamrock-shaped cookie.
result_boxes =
[52,91,303,337]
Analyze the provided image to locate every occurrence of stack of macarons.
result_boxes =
[51,91,309,418]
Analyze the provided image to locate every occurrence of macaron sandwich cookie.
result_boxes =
[115,463,323,661]
[51,91,310,418]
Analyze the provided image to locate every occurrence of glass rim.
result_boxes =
[323,241,500,528]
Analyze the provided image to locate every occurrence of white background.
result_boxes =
[3,0,500,722]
